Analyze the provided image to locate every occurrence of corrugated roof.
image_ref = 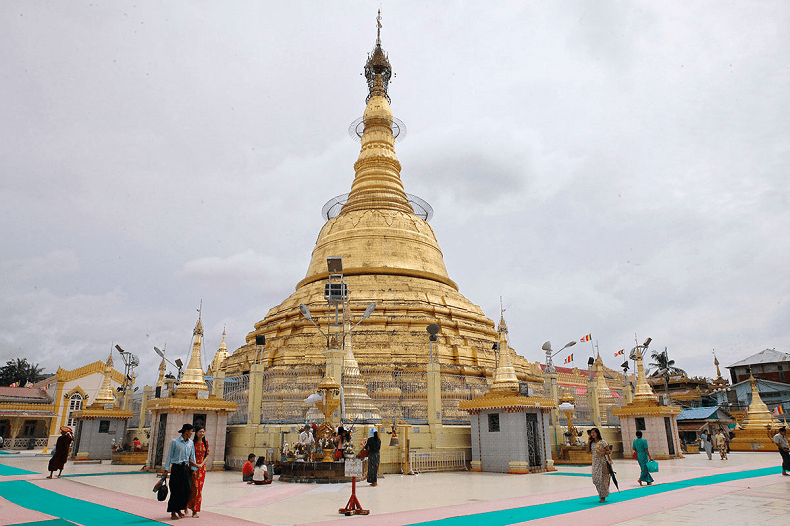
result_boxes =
[677,406,725,420]
[0,387,51,402]
[727,348,790,368]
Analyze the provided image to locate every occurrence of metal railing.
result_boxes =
[260,367,324,423]
[440,373,489,424]
[409,450,467,473]
[359,368,428,423]
[225,374,250,424]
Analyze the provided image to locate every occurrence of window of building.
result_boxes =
[23,420,37,436]
[98,420,110,433]
[488,413,500,433]
[635,417,646,431]
[67,394,83,428]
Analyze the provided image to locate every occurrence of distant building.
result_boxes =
[0,386,57,449]
[33,361,124,449]
[727,349,790,384]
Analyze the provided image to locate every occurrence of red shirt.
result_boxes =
[243,461,254,476]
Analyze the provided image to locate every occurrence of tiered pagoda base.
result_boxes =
[552,445,591,465]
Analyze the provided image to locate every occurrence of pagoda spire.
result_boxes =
[178,306,208,393]
[491,309,519,393]
[341,10,411,217]
[92,351,117,407]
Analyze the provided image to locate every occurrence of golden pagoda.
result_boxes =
[146,312,237,471]
[459,312,556,473]
[729,371,781,452]
[221,14,543,391]
[612,343,682,459]
[72,351,133,460]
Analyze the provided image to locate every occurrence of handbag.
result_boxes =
[358,449,368,459]
[646,460,659,473]
[153,475,168,501]
[632,451,637,460]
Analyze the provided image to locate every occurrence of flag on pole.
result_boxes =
[564,354,573,364]
[614,349,624,357]
[773,406,785,416]
[9,382,19,387]
[580,334,591,342]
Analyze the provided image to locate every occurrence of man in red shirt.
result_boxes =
[243,453,255,482]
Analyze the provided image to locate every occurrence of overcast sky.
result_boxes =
[1,1,788,387]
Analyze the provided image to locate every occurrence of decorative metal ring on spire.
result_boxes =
[348,116,407,143]
[322,192,433,222]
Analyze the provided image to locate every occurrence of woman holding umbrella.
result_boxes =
[587,427,612,502]
[632,430,654,486]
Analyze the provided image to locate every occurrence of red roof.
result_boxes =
[0,387,52,402]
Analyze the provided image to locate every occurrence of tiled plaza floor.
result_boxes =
[0,449,787,525]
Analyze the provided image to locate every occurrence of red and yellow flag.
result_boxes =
[564,354,573,364]
[580,334,592,342]
[614,349,624,357]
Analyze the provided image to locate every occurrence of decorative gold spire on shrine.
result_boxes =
[491,311,519,393]
[739,370,779,430]
[207,328,230,375]
[92,351,117,407]
[156,356,166,389]
[633,346,659,403]
[592,353,612,397]
[178,308,208,393]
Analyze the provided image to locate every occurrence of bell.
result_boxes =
[389,434,400,447]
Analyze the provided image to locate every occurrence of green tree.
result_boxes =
[0,358,46,386]
[648,348,686,377]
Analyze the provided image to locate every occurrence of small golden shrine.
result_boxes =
[72,352,133,460]
[145,311,236,472]
[729,371,781,452]
[612,344,682,459]
[460,313,556,473]
[553,388,591,465]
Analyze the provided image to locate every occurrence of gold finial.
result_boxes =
[92,351,117,406]
[179,306,208,393]
[491,308,518,393]
[376,9,382,46]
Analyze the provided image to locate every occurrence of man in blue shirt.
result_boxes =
[163,423,197,520]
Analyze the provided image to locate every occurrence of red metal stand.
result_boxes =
[338,476,369,516]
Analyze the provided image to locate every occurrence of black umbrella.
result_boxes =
[606,461,620,492]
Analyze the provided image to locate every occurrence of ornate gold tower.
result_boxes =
[222,16,541,384]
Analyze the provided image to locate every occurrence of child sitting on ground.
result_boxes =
[242,453,255,482]
[251,456,272,485]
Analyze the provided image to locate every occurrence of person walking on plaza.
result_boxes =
[587,427,611,502]
[715,429,728,460]
[186,426,209,518]
[47,426,73,479]
[364,428,381,487]
[163,423,197,520]
[773,426,789,476]
[700,429,713,460]
[632,430,654,486]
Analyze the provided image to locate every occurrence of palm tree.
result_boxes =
[648,348,686,377]
[0,358,46,386]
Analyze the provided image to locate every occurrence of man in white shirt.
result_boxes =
[773,426,789,476]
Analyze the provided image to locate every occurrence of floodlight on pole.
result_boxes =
[348,303,377,333]
[426,323,441,363]
[543,340,577,373]
[298,303,328,340]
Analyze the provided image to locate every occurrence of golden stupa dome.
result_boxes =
[222,21,541,383]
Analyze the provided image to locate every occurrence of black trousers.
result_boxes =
[779,449,790,472]
[167,463,192,513]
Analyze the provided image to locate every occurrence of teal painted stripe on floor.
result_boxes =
[61,470,150,478]
[0,463,37,475]
[14,520,76,526]
[415,466,780,526]
[0,480,166,526]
